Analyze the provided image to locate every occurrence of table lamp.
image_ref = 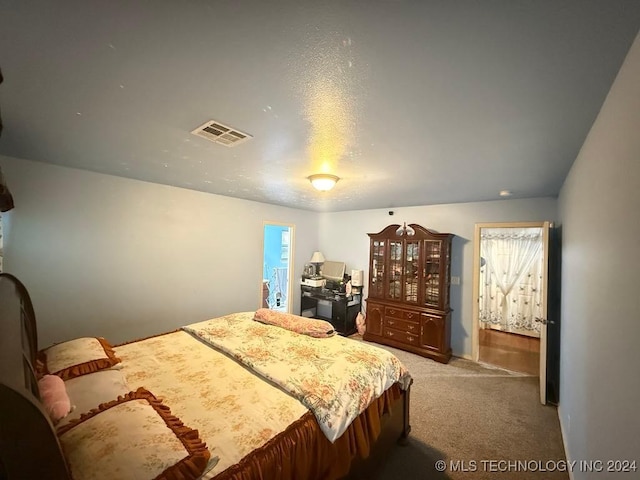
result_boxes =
[309,251,325,278]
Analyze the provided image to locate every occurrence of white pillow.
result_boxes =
[57,388,213,480]
[39,337,121,380]
[58,369,130,428]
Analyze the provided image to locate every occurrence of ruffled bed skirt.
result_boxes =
[214,383,403,480]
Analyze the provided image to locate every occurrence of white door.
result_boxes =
[537,221,550,404]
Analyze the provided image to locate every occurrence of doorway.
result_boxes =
[472,222,551,404]
[262,223,294,312]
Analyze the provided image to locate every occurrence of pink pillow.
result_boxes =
[254,308,336,338]
[38,374,72,424]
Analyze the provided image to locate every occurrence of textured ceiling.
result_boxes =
[1,1,639,212]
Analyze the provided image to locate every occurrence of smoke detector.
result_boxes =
[191,120,252,147]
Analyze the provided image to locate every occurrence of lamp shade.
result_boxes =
[310,251,325,263]
[309,174,339,191]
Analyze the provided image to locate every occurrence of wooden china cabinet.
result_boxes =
[364,224,453,363]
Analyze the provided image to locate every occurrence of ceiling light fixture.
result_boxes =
[499,190,512,197]
[308,174,339,191]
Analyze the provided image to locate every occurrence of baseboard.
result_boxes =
[557,405,574,480]
[453,353,473,360]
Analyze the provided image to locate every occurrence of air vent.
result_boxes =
[191,120,252,147]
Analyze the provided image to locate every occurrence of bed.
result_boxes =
[0,273,412,480]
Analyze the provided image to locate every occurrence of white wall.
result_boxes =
[558,34,640,477]
[320,198,558,357]
[1,155,319,346]
[2,153,559,359]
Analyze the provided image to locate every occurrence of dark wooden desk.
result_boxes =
[300,285,362,335]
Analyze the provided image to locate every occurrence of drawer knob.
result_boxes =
[408,337,414,342]
[407,313,414,318]
[389,320,395,325]
[388,331,394,337]
[408,325,415,331]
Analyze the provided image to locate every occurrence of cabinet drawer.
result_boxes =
[385,306,420,323]
[383,327,419,346]
[384,317,420,335]
[402,310,420,322]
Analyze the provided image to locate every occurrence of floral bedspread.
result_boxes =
[115,329,308,478]
[183,312,412,442]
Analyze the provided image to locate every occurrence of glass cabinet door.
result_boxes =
[423,240,442,307]
[404,241,420,303]
[388,241,403,300]
[370,240,385,297]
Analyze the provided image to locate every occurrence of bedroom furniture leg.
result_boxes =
[399,381,412,445]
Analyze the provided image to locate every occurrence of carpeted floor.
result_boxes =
[353,336,569,480]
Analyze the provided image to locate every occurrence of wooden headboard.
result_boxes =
[0,273,70,479]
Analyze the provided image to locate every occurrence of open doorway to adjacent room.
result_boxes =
[261,223,294,313]
[472,222,554,404]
